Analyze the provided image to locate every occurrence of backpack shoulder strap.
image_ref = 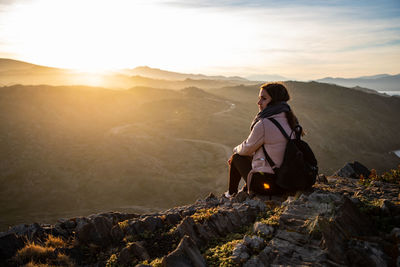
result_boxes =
[261,144,277,169]
[268,118,291,140]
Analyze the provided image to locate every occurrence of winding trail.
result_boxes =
[107,96,236,163]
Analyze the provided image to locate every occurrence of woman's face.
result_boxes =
[257,89,272,111]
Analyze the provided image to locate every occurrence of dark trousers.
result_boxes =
[228,154,282,195]
[228,154,252,194]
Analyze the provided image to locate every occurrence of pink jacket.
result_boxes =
[233,112,294,181]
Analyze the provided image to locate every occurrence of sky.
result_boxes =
[0,0,399,80]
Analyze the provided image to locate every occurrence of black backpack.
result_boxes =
[261,118,318,191]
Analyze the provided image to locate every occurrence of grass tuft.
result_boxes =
[191,207,219,223]
[44,235,66,248]
[258,207,284,227]
[15,242,55,265]
[359,165,400,185]
[15,239,73,266]
[204,239,241,267]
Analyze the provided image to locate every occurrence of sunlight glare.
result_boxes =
[1,0,260,73]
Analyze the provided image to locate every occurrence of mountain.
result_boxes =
[316,73,400,91]
[356,74,391,79]
[0,58,257,89]
[121,66,248,82]
[1,81,399,231]
[245,73,288,82]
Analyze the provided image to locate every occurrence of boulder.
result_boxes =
[334,161,370,178]
[231,243,249,264]
[119,242,150,265]
[253,222,274,236]
[75,216,113,245]
[162,235,206,267]
[243,235,265,251]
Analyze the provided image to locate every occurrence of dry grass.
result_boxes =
[15,242,55,265]
[45,235,66,248]
[23,262,50,267]
[15,238,73,266]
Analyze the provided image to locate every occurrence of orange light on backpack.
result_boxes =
[263,183,270,190]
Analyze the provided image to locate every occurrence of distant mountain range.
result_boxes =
[0,58,259,89]
[121,66,248,82]
[316,74,400,91]
[245,74,288,81]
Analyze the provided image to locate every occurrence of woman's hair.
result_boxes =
[260,83,303,135]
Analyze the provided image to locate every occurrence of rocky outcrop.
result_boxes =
[0,176,399,266]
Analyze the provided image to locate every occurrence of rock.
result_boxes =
[380,199,392,215]
[0,232,25,263]
[269,230,328,265]
[334,161,370,179]
[243,199,267,212]
[194,221,219,241]
[205,193,217,202]
[163,213,182,226]
[141,216,163,232]
[231,243,250,264]
[253,222,274,236]
[232,190,249,202]
[258,246,273,264]
[119,242,150,265]
[162,235,206,267]
[352,161,371,178]
[176,217,202,247]
[110,224,125,243]
[334,163,355,178]
[316,174,328,183]
[75,216,113,245]
[225,208,242,228]
[8,222,44,240]
[346,240,389,266]
[243,235,265,251]
[92,216,113,243]
[391,228,400,240]
[243,255,266,267]
[75,219,92,244]
[208,211,235,235]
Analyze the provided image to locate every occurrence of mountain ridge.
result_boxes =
[316,73,400,91]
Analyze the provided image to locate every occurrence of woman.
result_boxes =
[225,83,301,197]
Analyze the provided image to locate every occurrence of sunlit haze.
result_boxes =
[0,0,399,79]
